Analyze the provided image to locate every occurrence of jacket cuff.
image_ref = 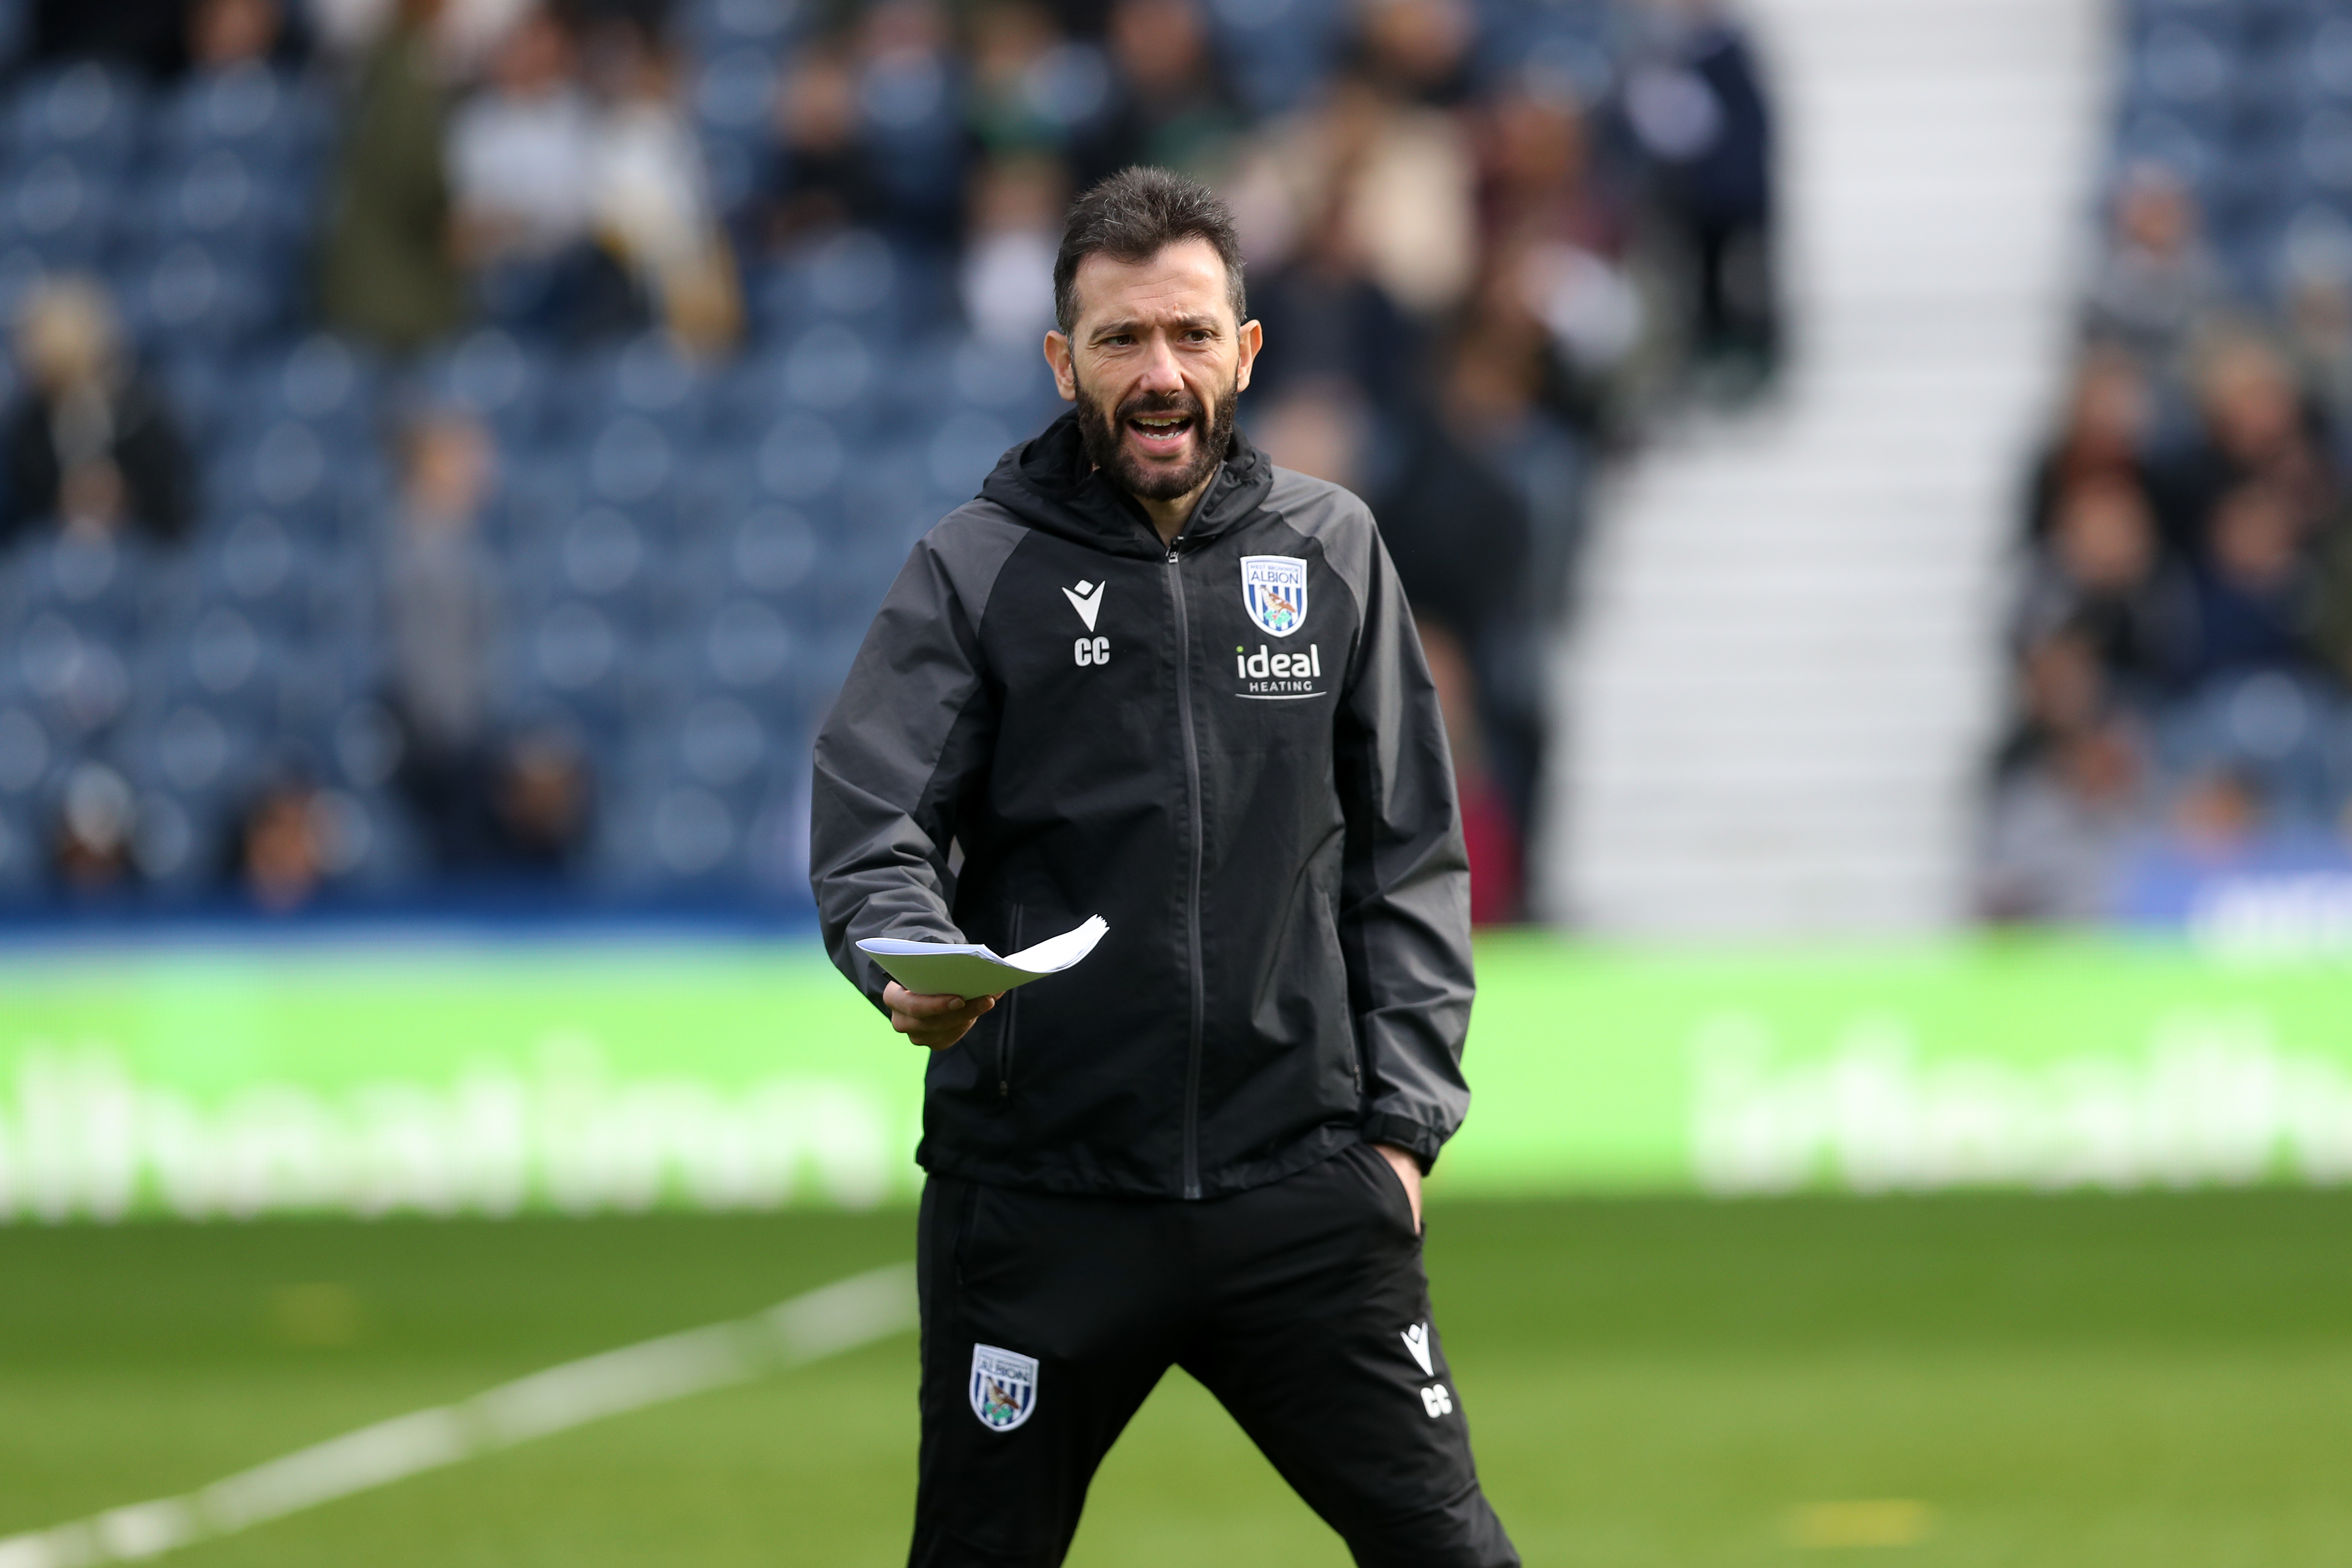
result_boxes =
[1360,1114,1447,1174]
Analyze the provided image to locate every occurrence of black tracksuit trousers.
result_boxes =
[909,1143,1520,1567]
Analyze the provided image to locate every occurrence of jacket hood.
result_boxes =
[977,408,1274,558]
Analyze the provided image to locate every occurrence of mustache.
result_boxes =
[1116,390,1204,423]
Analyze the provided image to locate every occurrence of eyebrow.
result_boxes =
[1091,314,1225,340]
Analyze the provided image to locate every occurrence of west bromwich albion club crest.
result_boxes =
[1240,555,1309,638]
[969,1344,1039,1432]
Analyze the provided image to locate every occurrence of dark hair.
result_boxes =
[1053,166,1247,336]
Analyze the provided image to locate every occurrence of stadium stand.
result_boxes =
[1979,0,2352,931]
[0,0,1761,921]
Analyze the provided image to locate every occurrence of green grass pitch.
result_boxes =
[5,1190,2350,1566]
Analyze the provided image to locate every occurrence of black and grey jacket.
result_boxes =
[810,412,1475,1201]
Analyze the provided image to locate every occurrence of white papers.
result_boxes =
[857,916,1108,1000]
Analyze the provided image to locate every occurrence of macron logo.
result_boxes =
[1062,579,1105,632]
[1402,1322,1434,1377]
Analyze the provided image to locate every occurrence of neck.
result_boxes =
[1135,472,1216,546]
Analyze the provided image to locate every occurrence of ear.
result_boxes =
[1043,330,1078,402]
[1234,318,1263,394]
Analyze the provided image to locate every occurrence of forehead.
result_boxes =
[1068,238,1234,332]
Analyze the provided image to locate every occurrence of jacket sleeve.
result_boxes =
[809,523,1009,1011]
[1333,528,1476,1171]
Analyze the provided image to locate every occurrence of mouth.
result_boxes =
[1124,411,1195,455]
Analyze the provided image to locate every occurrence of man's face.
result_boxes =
[1045,238,1261,505]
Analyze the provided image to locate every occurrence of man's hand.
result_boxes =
[885,982,1002,1050]
[1371,1143,1423,1234]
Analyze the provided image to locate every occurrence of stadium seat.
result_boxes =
[18,528,146,632]
[0,153,115,260]
[583,414,684,510]
[504,505,659,628]
[208,419,341,527]
[123,783,230,900]
[1204,0,1349,116]
[111,696,262,805]
[888,331,1060,433]
[126,149,308,257]
[114,240,281,357]
[151,63,331,170]
[237,334,382,447]
[924,408,1018,497]
[562,332,715,443]
[753,229,937,344]
[0,799,45,904]
[418,328,553,447]
[738,409,850,502]
[2157,670,2342,829]
[692,45,777,138]
[496,599,650,744]
[191,509,312,623]
[678,0,799,59]
[154,604,285,717]
[0,697,62,816]
[7,63,146,171]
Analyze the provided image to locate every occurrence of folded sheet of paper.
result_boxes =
[858,915,1109,1000]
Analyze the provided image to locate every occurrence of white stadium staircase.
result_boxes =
[1541,0,2111,937]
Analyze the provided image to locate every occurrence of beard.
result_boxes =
[1073,370,1240,503]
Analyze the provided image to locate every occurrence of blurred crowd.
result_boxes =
[0,0,1776,920]
[1981,0,2352,923]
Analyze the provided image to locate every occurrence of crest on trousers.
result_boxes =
[969,1344,1039,1432]
[1240,555,1309,638]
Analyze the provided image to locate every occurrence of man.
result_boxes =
[811,166,1516,1568]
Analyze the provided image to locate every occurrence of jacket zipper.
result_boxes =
[995,906,1022,1099]
[1167,542,1206,1200]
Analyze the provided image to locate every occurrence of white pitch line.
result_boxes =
[0,1262,917,1568]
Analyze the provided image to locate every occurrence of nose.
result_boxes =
[1134,335,1183,394]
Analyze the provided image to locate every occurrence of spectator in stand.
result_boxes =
[966,0,1100,157]
[484,722,594,875]
[2084,162,2221,367]
[2023,347,2152,542]
[1479,83,1647,435]
[1419,618,1522,923]
[1372,323,1544,864]
[319,0,469,353]
[380,407,501,869]
[851,0,967,250]
[2148,331,2334,556]
[763,41,883,246]
[1622,0,1777,395]
[1230,57,1478,321]
[1242,187,1425,416]
[1355,0,1474,108]
[189,0,289,72]
[960,151,1066,347]
[236,769,335,912]
[449,7,643,342]
[29,0,189,77]
[1079,0,1239,183]
[2010,474,2184,693]
[585,16,739,352]
[50,761,138,897]
[1990,622,2108,784]
[2,277,196,545]
[2176,480,2321,683]
[1978,716,2145,923]
[1251,376,1375,493]
[2286,247,2352,472]
[1443,281,1591,619]
[2169,768,2263,861]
